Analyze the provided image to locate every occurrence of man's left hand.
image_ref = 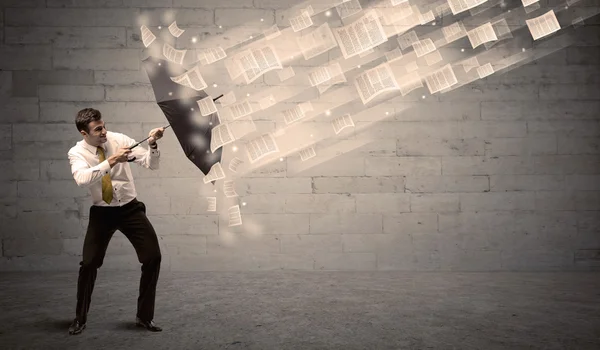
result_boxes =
[148,127,165,145]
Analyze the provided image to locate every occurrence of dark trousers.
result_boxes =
[75,198,162,324]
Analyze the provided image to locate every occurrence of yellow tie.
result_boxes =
[97,147,113,204]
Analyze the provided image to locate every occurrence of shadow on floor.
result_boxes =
[32,319,73,333]
[114,321,146,332]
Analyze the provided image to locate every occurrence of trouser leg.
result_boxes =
[75,206,117,323]
[118,199,162,321]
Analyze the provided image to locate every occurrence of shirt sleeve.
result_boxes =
[123,134,160,170]
[68,150,111,188]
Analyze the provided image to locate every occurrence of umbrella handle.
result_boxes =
[128,124,172,150]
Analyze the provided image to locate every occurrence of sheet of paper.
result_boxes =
[299,146,317,161]
[476,62,494,78]
[246,133,279,163]
[425,64,458,94]
[297,23,338,60]
[320,63,345,88]
[198,47,227,65]
[163,43,186,65]
[461,56,480,72]
[333,9,387,59]
[203,162,226,184]
[301,5,314,16]
[412,38,436,57]
[467,22,497,49]
[442,21,467,43]
[418,10,435,25]
[170,65,207,91]
[424,50,443,66]
[224,57,244,81]
[283,105,308,125]
[382,1,413,25]
[168,21,185,38]
[336,0,362,19]
[484,19,512,49]
[399,71,423,96]
[397,30,418,50]
[526,10,561,41]
[447,0,488,16]
[263,25,281,40]
[354,63,400,104]
[140,25,156,47]
[219,91,236,107]
[223,180,238,198]
[197,96,218,116]
[290,11,313,32]
[492,19,512,39]
[331,114,355,135]
[210,124,235,153]
[207,197,216,212]
[521,0,539,7]
[435,3,452,17]
[236,45,282,84]
[228,205,242,227]
[524,2,540,13]
[228,157,243,172]
[226,100,253,120]
[385,47,403,63]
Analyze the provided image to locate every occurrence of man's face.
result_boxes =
[81,120,107,146]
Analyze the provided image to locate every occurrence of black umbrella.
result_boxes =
[140,55,223,177]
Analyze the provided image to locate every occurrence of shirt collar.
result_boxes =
[81,137,107,155]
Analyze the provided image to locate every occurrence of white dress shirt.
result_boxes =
[67,130,160,207]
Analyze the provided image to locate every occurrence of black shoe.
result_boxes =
[68,318,86,335]
[135,317,162,332]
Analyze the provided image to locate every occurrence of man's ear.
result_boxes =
[80,130,87,137]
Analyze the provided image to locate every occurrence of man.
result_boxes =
[67,108,165,335]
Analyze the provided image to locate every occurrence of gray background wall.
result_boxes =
[0,0,598,272]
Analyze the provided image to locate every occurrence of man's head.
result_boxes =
[76,108,107,147]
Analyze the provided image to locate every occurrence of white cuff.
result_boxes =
[97,159,111,175]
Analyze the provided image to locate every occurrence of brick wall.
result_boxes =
[0,0,599,271]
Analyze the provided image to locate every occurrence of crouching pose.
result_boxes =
[67,108,165,335]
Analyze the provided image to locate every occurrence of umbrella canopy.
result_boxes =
[142,56,222,176]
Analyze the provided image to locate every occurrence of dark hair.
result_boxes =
[75,108,102,133]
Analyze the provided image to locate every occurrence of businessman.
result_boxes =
[67,108,165,335]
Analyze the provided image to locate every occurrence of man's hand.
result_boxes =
[148,127,165,146]
[108,147,132,167]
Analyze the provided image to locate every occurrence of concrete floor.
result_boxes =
[0,271,598,350]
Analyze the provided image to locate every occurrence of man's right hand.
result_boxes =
[108,147,132,167]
